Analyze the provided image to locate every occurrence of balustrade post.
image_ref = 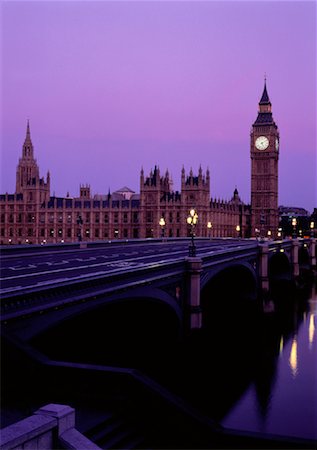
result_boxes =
[186,257,202,330]
[291,239,299,279]
[35,404,75,436]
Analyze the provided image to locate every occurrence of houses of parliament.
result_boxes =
[0,83,280,245]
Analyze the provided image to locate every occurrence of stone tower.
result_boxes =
[16,121,50,204]
[181,166,210,236]
[251,81,279,238]
[140,166,174,238]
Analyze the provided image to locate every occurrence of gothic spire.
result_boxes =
[259,79,271,105]
[23,119,34,158]
[24,119,32,143]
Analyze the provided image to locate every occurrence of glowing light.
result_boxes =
[159,217,165,227]
[309,314,315,348]
[279,336,284,356]
[187,209,198,225]
[289,337,298,378]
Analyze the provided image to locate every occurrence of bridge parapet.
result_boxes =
[0,404,100,450]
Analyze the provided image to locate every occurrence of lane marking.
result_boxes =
[1,245,249,283]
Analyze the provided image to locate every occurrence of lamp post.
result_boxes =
[187,208,198,257]
[207,221,212,239]
[255,228,260,241]
[159,217,166,240]
[292,217,297,239]
[236,224,241,239]
[310,221,315,238]
[77,215,83,242]
[277,227,282,239]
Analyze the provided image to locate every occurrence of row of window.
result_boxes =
[44,199,140,209]
[1,228,140,239]
[0,212,140,224]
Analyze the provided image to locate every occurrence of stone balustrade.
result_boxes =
[0,404,100,450]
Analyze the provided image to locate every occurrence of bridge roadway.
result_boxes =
[1,236,315,342]
[2,237,314,333]
[0,238,255,294]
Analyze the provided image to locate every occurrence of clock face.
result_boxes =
[255,136,269,150]
[275,138,279,150]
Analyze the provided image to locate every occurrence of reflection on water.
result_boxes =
[309,313,315,348]
[222,283,317,440]
[289,336,298,378]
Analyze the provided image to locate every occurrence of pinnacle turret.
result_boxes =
[254,79,274,123]
[22,119,34,159]
[259,79,271,105]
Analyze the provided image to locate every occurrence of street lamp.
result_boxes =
[236,224,241,239]
[207,221,212,239]
[292,217,297,239]
[267,230,272,240]
[187,208,198,257]
[159,217,166,240]
[310,221,314,238]
[277,227,282,239]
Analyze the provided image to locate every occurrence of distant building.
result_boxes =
[1,83,286,244]
[279,206,309,217]
[278,205,312,238]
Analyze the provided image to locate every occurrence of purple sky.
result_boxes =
[1,1,316,212]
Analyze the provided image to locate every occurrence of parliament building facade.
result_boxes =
[0,83,280,245]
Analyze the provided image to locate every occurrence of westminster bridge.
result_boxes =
[1,237,316,340]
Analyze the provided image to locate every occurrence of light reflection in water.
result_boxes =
[279,335,284,356]
[222,283,317,440]
[289,336,298,377]
[309,314,315,348]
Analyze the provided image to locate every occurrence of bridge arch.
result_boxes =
[200,263,258,331]
[268,251,291,282]
[30,287,182,369]
[201,262,257,295]
[299,245,310,266]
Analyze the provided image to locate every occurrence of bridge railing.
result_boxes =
[0,255,188,321]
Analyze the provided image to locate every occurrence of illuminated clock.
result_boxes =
[275,138,279,150]
[255,136,269,150]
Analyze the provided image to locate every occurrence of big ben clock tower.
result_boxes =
[251,80,279,238]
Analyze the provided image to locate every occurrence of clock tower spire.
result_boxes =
[251,81,279,239]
